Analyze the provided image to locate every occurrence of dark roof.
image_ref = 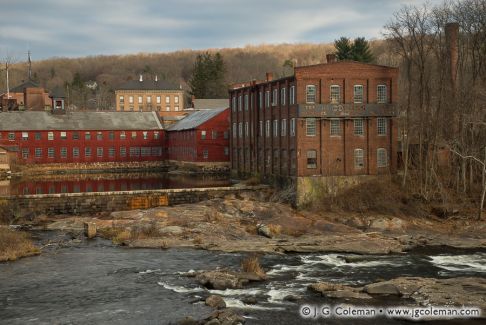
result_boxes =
[192,99,229,110]
[9,80,41,93]
[0,111,163,131]
[49,87,66,98]
[168,107,226,131]
[116,79,180,91]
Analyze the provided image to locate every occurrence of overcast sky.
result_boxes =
[0,0,443,60]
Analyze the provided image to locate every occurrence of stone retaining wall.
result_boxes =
[0,186,266,217]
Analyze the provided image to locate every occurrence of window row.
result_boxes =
[233,119,296,138]
[306,148,388,169]
[305,84,388,104]
[232,85,296,111]
[305,118,388,136]
[168,146,230,159]
[119,95,179,105]
[21,147,163,159]
[200,130,229,140]
[4,131,161,141]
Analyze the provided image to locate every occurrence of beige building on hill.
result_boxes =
[115,75,185,118]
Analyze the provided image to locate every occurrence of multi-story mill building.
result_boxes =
[229,56,398,202]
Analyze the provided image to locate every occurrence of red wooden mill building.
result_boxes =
[229,57,399,203]
[0,111,165,165]
[166,107,230,168]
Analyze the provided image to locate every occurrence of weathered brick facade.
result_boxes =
[229,61,398,181]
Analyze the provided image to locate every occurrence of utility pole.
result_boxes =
[6,61,10,99]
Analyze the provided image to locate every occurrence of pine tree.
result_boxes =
[351,37,374,63]
[334,37,374,63]
[334,37,353,61]
[189,52,227,99]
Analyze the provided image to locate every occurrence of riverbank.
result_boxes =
[36,190,486,255]
[0,227,40,262]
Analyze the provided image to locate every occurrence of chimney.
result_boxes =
[326,53,337,63]
[155,75,158,82]
[139,74,143,82]
[265,72,273,82]
[445,22,459,94]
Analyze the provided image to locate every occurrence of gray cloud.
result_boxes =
[0,0,445,60]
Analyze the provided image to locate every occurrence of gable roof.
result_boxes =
[9,80,41,93]
[168,107,226,131]
[192,99,228,110]
[116,79,180,91]
[0,111,163,131]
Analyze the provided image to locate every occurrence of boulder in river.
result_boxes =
[363,282,401,296]
[256,224,273,238]
[205,295,226,309]
[308,282,372,300]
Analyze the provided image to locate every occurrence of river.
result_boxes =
[0,232,485,324]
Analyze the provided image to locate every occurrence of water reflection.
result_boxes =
[1,173,231,196]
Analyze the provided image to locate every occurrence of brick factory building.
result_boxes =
[229,57,398,204]
[167,107,230,169]
[0,111,165,168]
[0,80,52,111]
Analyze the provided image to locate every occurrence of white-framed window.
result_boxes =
[232,96,236,112]
[35,148,42,158]
[203,149,209,159]
[272,88,278,106]
[354,119,364,136]
[238,95,242,111]
[330,85,340,103]
[201,130,206,139]
[22,148,29,159]
[48,147,55,158]
[265,91,270,108]
[306,85,316,103]
[119,96,124,103]
[330,119,341,136]
[147,96,152,104]
[377,148,388,167]
[290,85,296,104]
[245,122,249,137]
[156,96,161,104]
[265,120,270,137]
[377,118,387,135]
[175,106,179,111]
[244,94,249,111]
[259,120,263,136]
[48,132,54,140]
[232,123,237,138]
[175,96,179,104]
[290,118,296,136]
[281,119,287,136]
[354,85,363,103]
[97,147,103,157]
[166,106,170,111]
[307,150,317,169]
[120,131,126,140]
[60,147,67,158]
[138,96,143,104]
[129,96,134,104]
[306,118,316,136]
[377,85,387,103]
[238,123,243,138]
[273,120,278,137]
[60,131,67,139]
[73,147,79,158]
[354,149,364,169]
[22,132,28,140]
[166,96,170,104]
[280,87,286,106]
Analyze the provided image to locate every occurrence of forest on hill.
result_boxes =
[0,40,393,107]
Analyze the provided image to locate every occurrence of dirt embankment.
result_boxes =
[37,190,486,254]
[0,226,40,262]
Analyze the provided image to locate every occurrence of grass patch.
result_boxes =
[241,255,266,278]
[0,227,40,262]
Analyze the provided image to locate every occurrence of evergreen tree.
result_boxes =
[189,52,227,99]
[334,37,353,61]
[351,37,374,63]
[333,37,374,63]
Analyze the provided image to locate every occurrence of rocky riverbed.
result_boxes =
[35,192,486,255]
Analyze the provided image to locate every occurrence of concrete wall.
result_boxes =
[0,185,265,217]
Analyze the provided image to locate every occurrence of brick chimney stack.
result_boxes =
[326,53,337,63]
[445,22,459,94]
[266,72,273,82]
